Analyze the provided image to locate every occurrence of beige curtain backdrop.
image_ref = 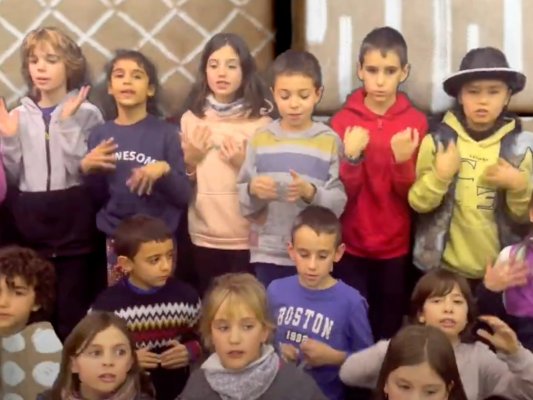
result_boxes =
[0,0,275,115]
[293,0,533,115]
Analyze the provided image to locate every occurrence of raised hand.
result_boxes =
[390,127,420,163]
[344,126,369,159]
[182,125,212,167]
[434,140,461,181]
[126,161,170,196]
[484,256,529,292]
[0,98,19,137]
[80,138,117,174]
[249,175,278,200]
[286,170,316,203]
[61,85,90,120]
[484,159,527,191]
[476,315,521,355]
[219,136,246,169]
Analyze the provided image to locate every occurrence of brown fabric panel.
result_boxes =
[0,0,275,116]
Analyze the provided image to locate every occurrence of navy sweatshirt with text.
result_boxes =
[86,114,191,235]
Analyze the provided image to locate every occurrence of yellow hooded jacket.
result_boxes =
[409,111,533,278]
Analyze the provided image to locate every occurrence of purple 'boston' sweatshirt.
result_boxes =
[267,275,373,400]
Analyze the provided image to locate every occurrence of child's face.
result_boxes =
[418,284,468,343]
[272,73,322,132]
[357,49,408,111]
[0,275,39,336]
[72,325,133,398]
[28,42,68,100]
[288,226,344,290]
[206,44,243,104]
[459,80,511,132]
[384,361,450,400]
[210,297,269,371]
[120,239,174,290]
[108,58,155,111]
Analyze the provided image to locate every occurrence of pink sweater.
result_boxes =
[181,109,270,250]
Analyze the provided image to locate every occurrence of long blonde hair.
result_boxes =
[21,26,88,99]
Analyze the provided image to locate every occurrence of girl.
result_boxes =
[81,50,190,286]
[477,195,533,351]
[38,311,155,400]
[179,33,272,295]
[0,27,104,340]
[409,47,533,282]
[179,273,326,400]
[339,269,533,400]
[376,325,468,400]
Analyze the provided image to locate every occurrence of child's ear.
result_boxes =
[315,86,324,104]
[357,62,364,81]
[117,256,133,274]
[31,304,41,312]
[147,84,156,98]
[400,63,410,83]
[333,243,345,263]
[418,312,426,324]
[287,241,296,262]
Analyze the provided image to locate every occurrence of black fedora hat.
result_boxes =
[442,47,526,97]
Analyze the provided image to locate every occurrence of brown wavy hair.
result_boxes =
[21,26,88,100]
[0,246,55,323]
[44,312,154,399]
[375,325,468,400]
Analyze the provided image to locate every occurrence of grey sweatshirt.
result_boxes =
[1,92,103,191]
[339,340,533,400]
[237,120,347,266]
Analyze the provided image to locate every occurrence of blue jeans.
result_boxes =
[253,262,295,288]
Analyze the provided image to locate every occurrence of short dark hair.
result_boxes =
[102,49,161,120]
[270,49,322,89]
[291,206,342,246]
[0,246,55,322]
[359,26,408,66]
[113,215,172,260]
[410,269,477,342]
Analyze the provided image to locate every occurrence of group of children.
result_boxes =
[0,20,531,400]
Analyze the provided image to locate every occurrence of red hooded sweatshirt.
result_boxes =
[330,89,427,259]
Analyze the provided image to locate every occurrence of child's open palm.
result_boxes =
[390,128,420,163]
[81,138,117,174]
[343,126,369,159]
[483,159,527,191]
[60,85,90,120]
[476,315,521,355]
[126,161,170,196]
[0,98,19,137]
[182,125,212,167]
[484,256,529,292]
[219,136,246,169]
[434,140,461,180]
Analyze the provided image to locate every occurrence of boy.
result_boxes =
[267,206,373,400]
[238,50,347,288]
[0,246,62,400]
[409,47,533,282]
[91,214,202,400]
[329,27,428,340]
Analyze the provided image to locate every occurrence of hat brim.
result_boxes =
[442,68,526,97]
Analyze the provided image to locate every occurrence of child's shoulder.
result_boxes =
[267,275,298,293]
[334,280,368,306]
[268,361,327,399]
[179,368,218,399]
[163,277,201,302]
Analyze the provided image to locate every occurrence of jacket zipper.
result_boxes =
[43,117,51,191]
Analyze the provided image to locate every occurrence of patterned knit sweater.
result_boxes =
[92,278,201,400]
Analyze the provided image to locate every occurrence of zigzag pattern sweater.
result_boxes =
[92,277,201,400]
